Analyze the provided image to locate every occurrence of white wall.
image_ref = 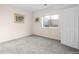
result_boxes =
[0,6,33,43]
[33,8,60,40]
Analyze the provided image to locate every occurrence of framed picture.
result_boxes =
[35,17,40,22]
[14,13,24,23]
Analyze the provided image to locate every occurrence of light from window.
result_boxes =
[51,15,59,20]
[43,16,50,27]
[42,14,59,27]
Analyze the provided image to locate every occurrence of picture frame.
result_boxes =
[14,13,24,23]
[35,17,40,22]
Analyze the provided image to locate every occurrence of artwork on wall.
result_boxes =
[14,13,24,23]
[35,17,40,22]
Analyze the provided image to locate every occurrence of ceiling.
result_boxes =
[1,4,77,12]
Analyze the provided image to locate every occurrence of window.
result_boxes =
[42,14,59,27]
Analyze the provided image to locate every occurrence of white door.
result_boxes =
[60,6,78,49]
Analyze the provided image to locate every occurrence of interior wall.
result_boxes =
[33,8,60,40]
[0,6,33,43]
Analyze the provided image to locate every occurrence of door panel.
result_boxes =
[60,6,78,49]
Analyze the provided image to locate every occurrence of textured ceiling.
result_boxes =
[0,4,77,12]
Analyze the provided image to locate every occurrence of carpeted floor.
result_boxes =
[0,35,79,54]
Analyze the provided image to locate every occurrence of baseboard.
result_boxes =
[32,34,60,42]
[0,34,32,44]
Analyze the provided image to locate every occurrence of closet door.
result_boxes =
[60,6,78,49]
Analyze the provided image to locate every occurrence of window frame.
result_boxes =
[42,14,59,28]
